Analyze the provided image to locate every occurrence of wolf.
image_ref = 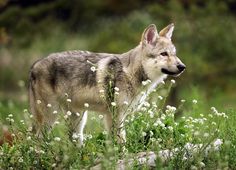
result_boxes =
[29,23,185,145]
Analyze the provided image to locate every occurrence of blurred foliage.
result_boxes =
[0,0,236,108]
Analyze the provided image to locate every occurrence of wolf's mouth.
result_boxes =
[161,68,180,76]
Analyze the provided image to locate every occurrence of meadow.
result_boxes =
[1,0,236,169]
[0,79,235,169]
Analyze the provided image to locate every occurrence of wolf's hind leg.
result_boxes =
[68,111,88,146]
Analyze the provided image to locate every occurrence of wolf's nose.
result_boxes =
[177,64,186,72]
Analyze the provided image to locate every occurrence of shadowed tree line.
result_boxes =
[0,0,236,108]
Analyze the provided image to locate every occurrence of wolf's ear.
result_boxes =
[141,24,159,46]
[159,23,174,40]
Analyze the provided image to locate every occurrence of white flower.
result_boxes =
[111,102,116,107]
[72,133,79,139]
[76,112,80,117]
[90,66,96,72]
[66,99,72,103]
[64,115,68,119]
[181,99,186,103]
[54,121,60,125]
[211,106,216,111]
[171,79,175,84]
[142,81,148,86]
[199,162,205,168]
[102,130,108,135]
[29,114,33,118]
[99,89,104,93]
[141,79,151,86]
[18,157,23,163]
[53,110,58,114]
[47,103,52,108]
[64,93,69,97]
[123,101,129,105]
[8,114,13,117]
[154,119,165,127]
[168,126,173,132]
[221,112,228,118]
[158,96,163,100]
[23,109,28,113]
[161,114,166,120]
[203,133,209,137]
[213,139,223,150]
[98,115,104,119]
[166,105,176,112]
[27,136,31,140]
[152,103,157,108]
[192,99,197,104]
[190,165,197,170]
[214,138,223,146]
[184,125,189,128]
[194,131,200,136]
[208,114,213,118]
[150,137,155,142]
[142,132,147,137]
[143,101,150,107]
[115,92,119,95]
[161,80,165,84]
[28,126,33,132]
[84,103,89,108]
[39,150,45,154]
[36,100,41,104]
[29,147,34,152]
[54,137,61,142]
[66,111,72,116]
[52,163,57,168]
[140,107,147,112]
[141,91,145,95]
[87,134,93,139]
[114,87,119,91]
[148,110,154,118]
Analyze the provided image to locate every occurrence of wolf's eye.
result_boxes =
[160,52,168,56]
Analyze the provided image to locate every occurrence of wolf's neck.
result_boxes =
[119,45,149,87]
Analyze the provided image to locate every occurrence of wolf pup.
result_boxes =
[29,23,185,145]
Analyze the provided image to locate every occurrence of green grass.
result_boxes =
[0,80,235,169]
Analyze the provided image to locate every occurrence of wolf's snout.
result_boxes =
[177,64,186,72]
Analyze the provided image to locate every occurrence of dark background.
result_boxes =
[1,0,236,111]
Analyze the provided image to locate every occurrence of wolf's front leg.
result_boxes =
[68,111,88,146]
[104,112,126,144]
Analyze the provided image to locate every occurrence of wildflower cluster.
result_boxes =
[0,79,233,169]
